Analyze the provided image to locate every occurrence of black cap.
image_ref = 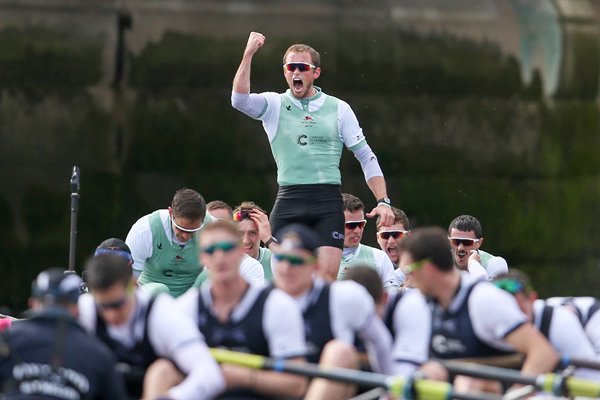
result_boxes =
[94,238,132,263]
[275,224,320,255]
[31,268,82,304]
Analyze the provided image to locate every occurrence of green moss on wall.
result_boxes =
[0,27,102,99]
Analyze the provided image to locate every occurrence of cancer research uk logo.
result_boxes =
[297,134,308,146]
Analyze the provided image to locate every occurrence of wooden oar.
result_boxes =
[210,348,502,400]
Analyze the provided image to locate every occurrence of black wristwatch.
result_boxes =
[377,197,392,207]
[264,236,278,248]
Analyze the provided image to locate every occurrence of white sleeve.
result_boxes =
[330,281,375,343]
[148,295,205,357]
[585,312,600,355]
[174,287,200,325]
[359,316,393,374]
[125,215,153,276]
[337,99,366,148]
[148,295,225,400]
[394,268,406,286]
[485,256,508,279]
[374,250,399,288]
[231,92,267,118]
[263,288,307,358]
[352,144,384,181]
[541,303,600,380]
[167,342,226,400]
[231,91,281,142]
[240,256,265,285]
[391,289,431,376]
[467,259,489,281]
[76,293,98,334]
[544,302,596,359]
[469,283,528,351]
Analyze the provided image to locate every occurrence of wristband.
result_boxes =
[264,236,278,248]
[377,197,391,207]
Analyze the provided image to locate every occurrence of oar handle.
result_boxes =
[566,376,600,398]
[210,348,264,369]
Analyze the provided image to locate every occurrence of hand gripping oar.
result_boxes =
[209,348,502,400]
[440,360,600,398]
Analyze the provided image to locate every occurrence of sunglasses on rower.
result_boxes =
[233,210,251,222]
[171,218,203,233]
[274,253,315,266]
[492,278,529,295]
[345,220,367,230]
[201,241,238,255]
[95,284,133,310]
[378,230,409,240]
[283,62,316,72]
[448,237,481,247]
[403,258,429,275]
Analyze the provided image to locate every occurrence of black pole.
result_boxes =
[68,166,80,272]
[564,356,600,371]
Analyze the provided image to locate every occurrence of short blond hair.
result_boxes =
[283,44,321,67]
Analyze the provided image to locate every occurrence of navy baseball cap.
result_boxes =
[31,268,82,304]
[94,238,132,263]
[276,224,320,255]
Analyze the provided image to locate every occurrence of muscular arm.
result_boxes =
[504,322,558,375]
[359,315,393,374]
[125,216,153,278]
[365,176,395,226]
[232,32,265,95]
[149,295,226,399]
[222,358,308,398]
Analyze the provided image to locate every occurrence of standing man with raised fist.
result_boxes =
[231,31,395,281]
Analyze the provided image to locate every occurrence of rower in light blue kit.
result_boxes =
[232,31,395,282]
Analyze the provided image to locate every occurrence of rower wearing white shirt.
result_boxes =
[125,188,215,297]
[272,224,393,400]
[397,227,558,393]
[448,215,508,280]
[176,220,307,400]
[345,266,432,378]
[375,206,411,284]
[79,254,224,400]
[338,193,398,288]
[546,296,600,355]
[494,271,600,379]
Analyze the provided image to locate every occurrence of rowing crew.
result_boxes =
[1,220,599,399]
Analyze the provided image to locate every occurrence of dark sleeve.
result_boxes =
[97,350,128,400]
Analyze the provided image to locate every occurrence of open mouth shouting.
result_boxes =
[292,77,304,94]
[455,249,468,266]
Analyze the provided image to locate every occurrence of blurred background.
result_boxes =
[1,0,599,313]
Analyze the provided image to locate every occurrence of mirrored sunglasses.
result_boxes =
[448,237,481,247]
[201,241,238,255]
[274,253,314,266]
[283,62,315,72]
[493,278,527,295]
[345,220,367,230]
[378,230,409,240]
[233,210,251,222]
